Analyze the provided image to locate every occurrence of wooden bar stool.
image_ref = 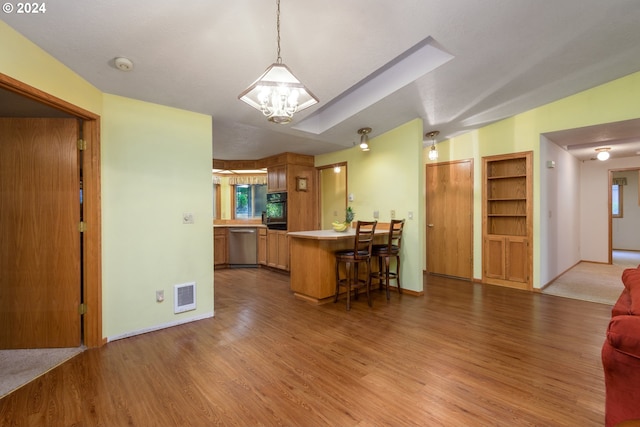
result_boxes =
[334,220,377,310]
[371,219,405,300]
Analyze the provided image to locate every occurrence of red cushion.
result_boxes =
[612,289,632,317]
[622,267,640,290]
[622,268,640,315]
[607,315,640,359]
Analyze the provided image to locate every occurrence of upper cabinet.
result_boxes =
[482,151,532,290]
[267,165,287,192]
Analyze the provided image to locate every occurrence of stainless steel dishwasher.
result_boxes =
[228,228,258,267]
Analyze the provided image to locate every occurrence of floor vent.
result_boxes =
[174,282,196,314]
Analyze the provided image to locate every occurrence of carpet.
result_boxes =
[0,346,84,399]
[543,262,626,306]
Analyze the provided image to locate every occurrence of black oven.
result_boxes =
[265,192,287,230]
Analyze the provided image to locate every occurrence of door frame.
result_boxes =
[608,167,640,265]
[316,162,348,230]
[0,73,103,348]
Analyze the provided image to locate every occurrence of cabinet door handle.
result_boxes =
[427,224,434,227]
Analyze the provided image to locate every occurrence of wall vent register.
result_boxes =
[174,282,196,314]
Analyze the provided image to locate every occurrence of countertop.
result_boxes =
[287,229,388,240]
[213,223,266,228]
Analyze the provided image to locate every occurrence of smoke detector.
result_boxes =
[114,57,134,72]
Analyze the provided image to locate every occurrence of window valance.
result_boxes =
[227,175,267,185]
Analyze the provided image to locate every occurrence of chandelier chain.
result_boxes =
[276,0,282,63]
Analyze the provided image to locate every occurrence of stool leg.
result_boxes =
[353,264,359,301]
[334,259,340,303]
[345,262,352,311]
[366,259,372,307]
[377,256,383,291]
[396,255,402,294]
[384,256,391,301]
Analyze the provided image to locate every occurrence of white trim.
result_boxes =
[106,311,214,342]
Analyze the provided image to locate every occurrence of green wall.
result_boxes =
[102,94,213,339]
[316,119,425,293]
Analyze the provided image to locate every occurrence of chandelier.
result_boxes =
[238,0,318,124]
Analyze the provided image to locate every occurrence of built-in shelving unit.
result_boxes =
[482,151,532,290]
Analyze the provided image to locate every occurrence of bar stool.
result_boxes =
[334,220,377,310]
[371,219,405,300]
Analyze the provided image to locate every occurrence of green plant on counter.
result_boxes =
[345,206,355,224]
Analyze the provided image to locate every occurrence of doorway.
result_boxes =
[609,168,640,265]
[317,163,347,230]
[0,73,102,348]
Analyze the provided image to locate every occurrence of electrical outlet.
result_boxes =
[156,290,164,302]
[373,210,379,219]
[390,210,396,219]
[183,212,194,224]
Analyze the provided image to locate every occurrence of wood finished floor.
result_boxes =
[0,269,612,426]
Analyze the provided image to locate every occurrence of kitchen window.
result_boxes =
[234,184,267,219]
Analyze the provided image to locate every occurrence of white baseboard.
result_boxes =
[107,311,215,342]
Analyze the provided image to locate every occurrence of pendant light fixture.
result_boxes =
[238,0,318,124]
[357,127,371,151]
[426,131,439,160]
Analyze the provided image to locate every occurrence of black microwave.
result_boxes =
[265,192,287,230]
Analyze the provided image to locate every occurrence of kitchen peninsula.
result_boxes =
[288,227,388,304]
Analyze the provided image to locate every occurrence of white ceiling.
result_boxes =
[3,0,640,161]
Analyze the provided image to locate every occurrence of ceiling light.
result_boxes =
[426,131,439,161]
[114,57,134,71]
[238,0,318,124]
[358,127,371,152]
[596,147,611,161]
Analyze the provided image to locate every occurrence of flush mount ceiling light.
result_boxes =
[113,57,134,71]
[238,0,318,124]
[357,127,371,152]
[596,147,611,161]
[426,131,440,161]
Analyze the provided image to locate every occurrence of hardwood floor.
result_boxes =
[0,269,611,426]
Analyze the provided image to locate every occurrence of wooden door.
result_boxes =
[426,160,473,279]
[0,118,81,348]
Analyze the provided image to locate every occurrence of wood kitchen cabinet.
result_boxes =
[213,227,228,267]
[482,151,532,290]
[267,229,289,271]
[258,227,267,265]
[267,165,287,192]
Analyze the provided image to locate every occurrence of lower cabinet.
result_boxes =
[258,228,267,265]
[214,227,228,267]
[267,229,289,271]
[483,235,529,289]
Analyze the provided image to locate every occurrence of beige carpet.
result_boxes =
[0,346,84,399]
[543,250,639,305]
[543,262,626,305]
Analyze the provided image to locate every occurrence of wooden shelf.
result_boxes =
[482,151,532,289]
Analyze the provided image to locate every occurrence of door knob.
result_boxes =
[428,224,434,227]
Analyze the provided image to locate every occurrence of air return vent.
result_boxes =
[174,282,196,314]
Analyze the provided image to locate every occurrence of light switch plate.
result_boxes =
[183,212,194,224]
